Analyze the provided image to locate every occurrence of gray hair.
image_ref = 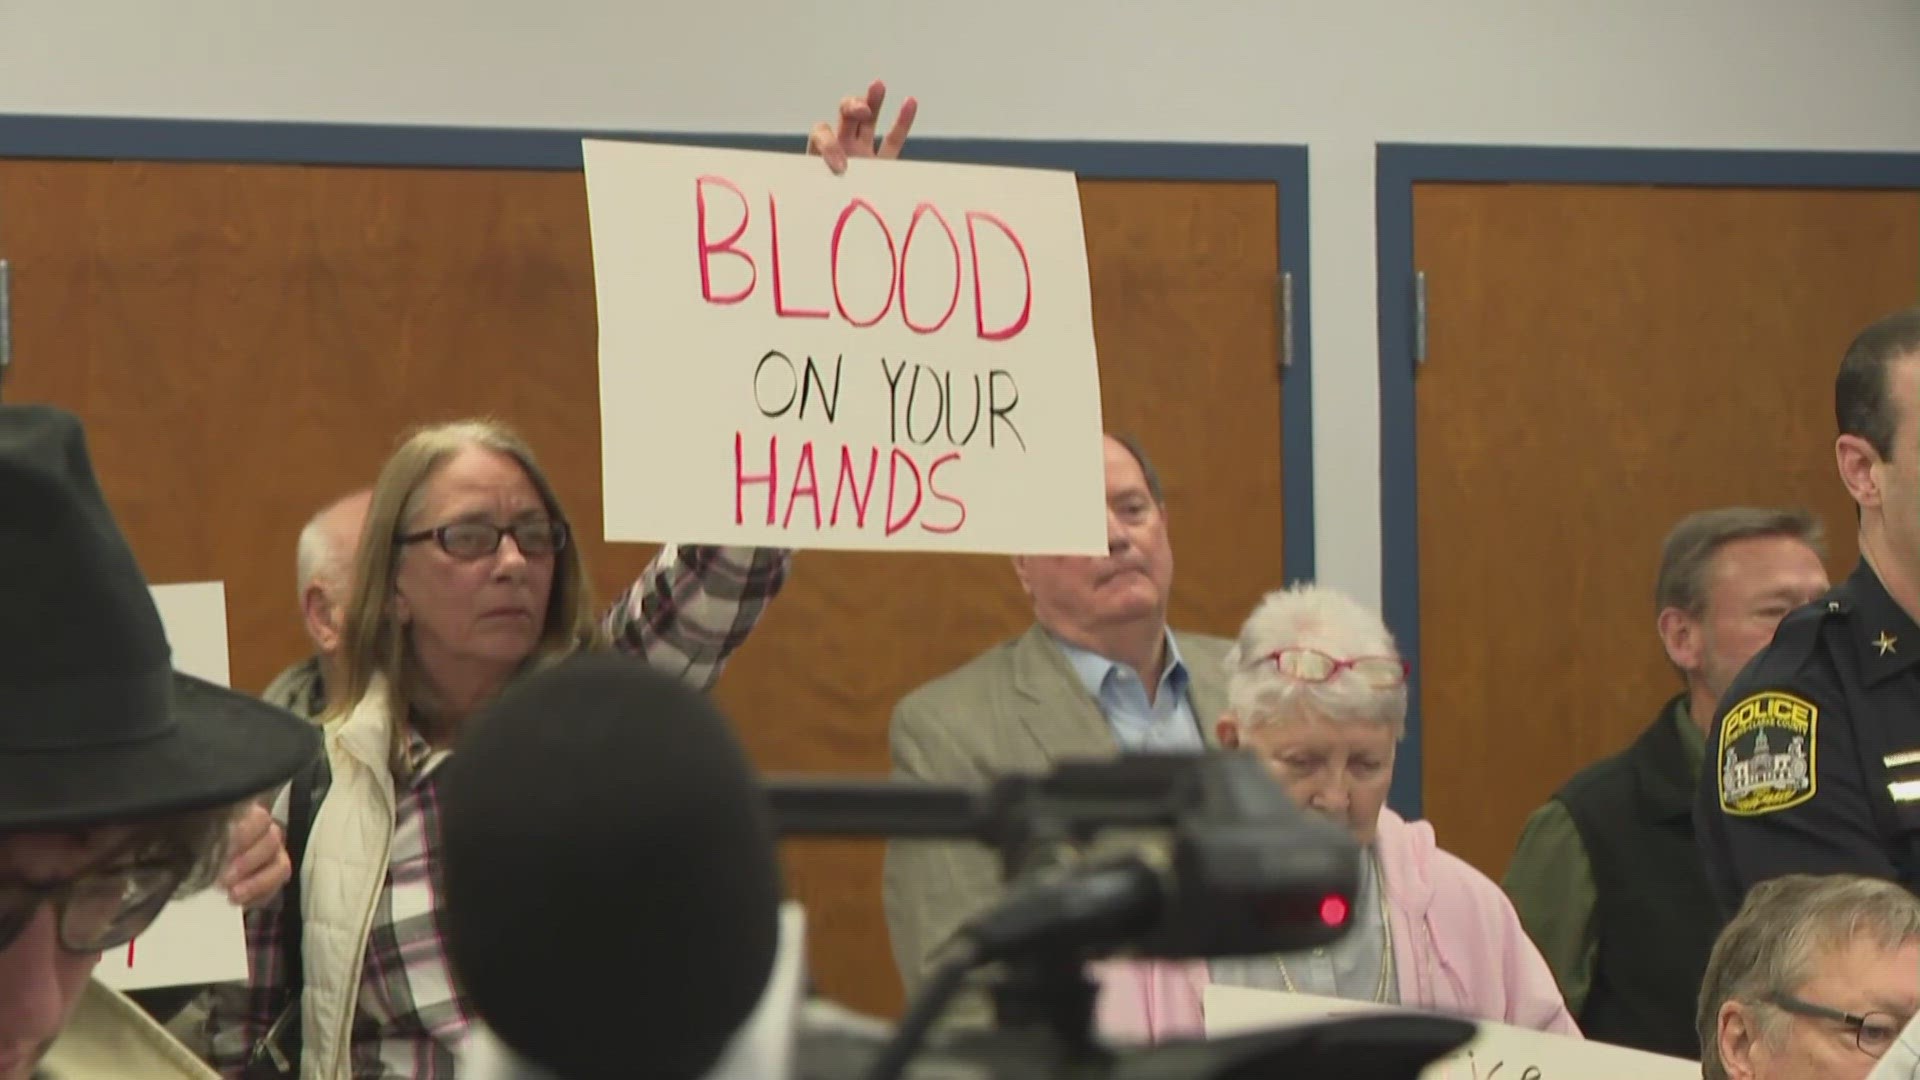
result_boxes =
[1697,874,1920,1080]
[1222,583,1406,737]
[1654,507,1825,618]
[295,512,338,598]
[1107,432,1165,505]
[294,489,368,600]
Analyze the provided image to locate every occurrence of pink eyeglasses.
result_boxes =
[1265,647,1409,689]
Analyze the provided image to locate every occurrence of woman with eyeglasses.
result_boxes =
[1094,583,1580,1041]
[200,83,918,1079]
[202,413,804,1079]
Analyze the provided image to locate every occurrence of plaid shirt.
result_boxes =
[206,543,789,1079]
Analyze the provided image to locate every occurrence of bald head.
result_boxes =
[296,487,371,657]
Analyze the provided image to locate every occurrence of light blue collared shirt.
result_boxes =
[1052,631,1205,753]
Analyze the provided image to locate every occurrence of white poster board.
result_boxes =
[93,581,250,992]
[583,139,1108,555]
[1204,985,1699,1080]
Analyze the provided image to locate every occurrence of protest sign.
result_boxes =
[583,139,1107,554]
[1204,985,1699,1079]
[93,581,250,992]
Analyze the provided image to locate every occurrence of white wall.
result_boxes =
[5,0,1919,605]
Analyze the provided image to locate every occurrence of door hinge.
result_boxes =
[0,259,12,399]
[1277,271,1294,374]
[1413,269,1428,371]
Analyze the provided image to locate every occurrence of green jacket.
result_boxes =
[1502,697,1704,1013]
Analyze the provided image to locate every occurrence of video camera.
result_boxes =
[767,750,1477,1079]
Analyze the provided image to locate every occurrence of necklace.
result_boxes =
[1274,848,1394,1003]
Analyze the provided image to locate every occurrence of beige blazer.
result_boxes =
[880,624,1232,995]
[37,979,220,1079]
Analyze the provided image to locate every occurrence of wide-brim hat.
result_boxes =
[0,404,319,831]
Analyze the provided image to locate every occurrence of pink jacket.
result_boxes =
[1094,808,1580,1041]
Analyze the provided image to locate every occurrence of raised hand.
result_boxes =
[808,79,918,175]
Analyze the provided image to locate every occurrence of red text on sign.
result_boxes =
[694,176,1032,342]
[734,434,966,536]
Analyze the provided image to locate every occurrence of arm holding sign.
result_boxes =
[600,543,791,691]
[591,80,920,688]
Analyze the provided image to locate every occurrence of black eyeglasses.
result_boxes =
[1769,992,1908,1058]
[397,519,570,560]
[0,862,185,954]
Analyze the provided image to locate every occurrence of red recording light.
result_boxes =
[1319,894,1351,927]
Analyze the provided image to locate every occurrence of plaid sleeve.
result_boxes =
[601,543,791,692]
[203,774,312,1075]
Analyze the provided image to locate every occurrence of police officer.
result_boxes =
[1697,305,1920,913]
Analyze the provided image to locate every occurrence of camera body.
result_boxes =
[768,750,1477,1079]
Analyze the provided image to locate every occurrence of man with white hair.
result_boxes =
[882,434,1233,1000]
[1697,873,1920,1080]
[261,487,370,718]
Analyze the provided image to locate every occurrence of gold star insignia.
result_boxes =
[1874,631,1898,657]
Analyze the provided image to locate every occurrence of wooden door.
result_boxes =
[0,161,1286,1017]
[1413,182,1920,878]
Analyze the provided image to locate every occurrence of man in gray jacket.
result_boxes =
[882,434,1232,1000]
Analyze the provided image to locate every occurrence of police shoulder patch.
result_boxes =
[1718,691,1818,816]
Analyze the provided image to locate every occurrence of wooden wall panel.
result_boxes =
[1413,183,1920,879]
[0,162,1285,1018]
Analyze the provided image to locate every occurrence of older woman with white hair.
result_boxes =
[1096,583,1579,1039]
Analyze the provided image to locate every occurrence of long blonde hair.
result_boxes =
[327,419,603,772]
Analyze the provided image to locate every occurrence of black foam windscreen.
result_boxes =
[439,651,783,1080]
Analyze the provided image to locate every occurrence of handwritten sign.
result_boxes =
[1203,985,1698,1080]
[93,888,248,991]
[150,581,231,686]
[94,582,249,991]
[582,139,1108,555]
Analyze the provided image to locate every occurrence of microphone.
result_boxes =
[438,652,788,1080]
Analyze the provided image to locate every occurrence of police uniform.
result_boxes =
[1695,560,1920,914]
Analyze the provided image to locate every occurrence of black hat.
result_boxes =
[0,404,320,831]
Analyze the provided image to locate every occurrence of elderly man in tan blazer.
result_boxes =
[882,434,1232,1001]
